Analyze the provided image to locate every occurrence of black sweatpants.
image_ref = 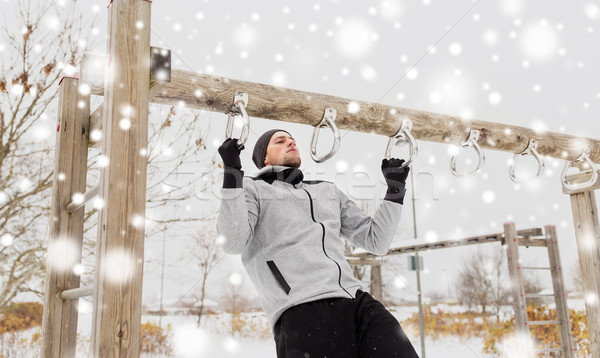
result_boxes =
[273,290,419,358]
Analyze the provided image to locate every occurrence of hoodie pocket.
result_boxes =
[267,260,291,295]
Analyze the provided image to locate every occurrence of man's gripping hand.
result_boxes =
[381,158,410,205]
[218,138,245,188]
[218,138,245,169]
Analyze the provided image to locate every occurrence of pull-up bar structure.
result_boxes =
[41,1,600,357]
[81,54,600,165]
[348,224,574,357]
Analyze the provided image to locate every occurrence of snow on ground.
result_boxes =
[72,306,485,357]
[7,299,584,357]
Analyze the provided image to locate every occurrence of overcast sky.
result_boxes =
[3,0,599,307]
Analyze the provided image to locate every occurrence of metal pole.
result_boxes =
[159,228,166,328]
[410,170,426,357]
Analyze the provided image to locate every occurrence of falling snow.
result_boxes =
[1,1,597,356]
[1,234,13,246]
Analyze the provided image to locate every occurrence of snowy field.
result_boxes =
[4,299,587,357]
[78,311,484,358]
[70,300,585,357]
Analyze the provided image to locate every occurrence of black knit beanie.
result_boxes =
[252,129,291,169]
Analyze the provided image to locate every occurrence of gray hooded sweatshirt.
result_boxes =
[216,165,403,332]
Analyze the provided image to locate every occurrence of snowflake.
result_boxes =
[335,20,373,58]
[1,234,13,247]
[482,190,495,203]
[229,272,243,286]
[520,23,559,61]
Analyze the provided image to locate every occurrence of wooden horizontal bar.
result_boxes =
[86,82,163,148]
[520,266,551,270]
[346,257,382,266]
[562,168,600,194]
[528,320,560,326]
[518,238,547,247]
[59,286,93,300]
[81,55,600,163]
[524,293,555,298]
[349,227,543,258]
[66,185,100,213]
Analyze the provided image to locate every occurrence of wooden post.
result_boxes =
[41,75,90,358]
[91,0,151,357]
[503,223,528,336]
[370,264,383,301]
[544,225,574,357]
[567,190,600,356]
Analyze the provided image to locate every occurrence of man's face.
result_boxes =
[264,131,301,168]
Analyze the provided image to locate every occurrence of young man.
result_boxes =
[217,129,419,357]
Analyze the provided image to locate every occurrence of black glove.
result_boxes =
[218,138,245,188]
[381,158,410,204]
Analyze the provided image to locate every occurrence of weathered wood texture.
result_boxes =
[503,223,529,338]
[91,1,151,357]
[82,57,600,162]
[346,257,382,266]
[568,190,600,357]
[562,168,600,194]
[348,227,544,259]
[544,225,574,357]
[87,82,163,148]
[41,77,90,358]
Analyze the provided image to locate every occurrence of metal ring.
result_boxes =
[384,119,418,168]
[225,91,249,150]
[509,139,545,182]
[450,129,485,176]
[560,148,599,192]
[310,107,340,163]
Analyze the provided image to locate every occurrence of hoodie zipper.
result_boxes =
[299,186,353,298]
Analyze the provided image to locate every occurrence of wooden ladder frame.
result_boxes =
[504,223,574,357]
[349,224,575,356]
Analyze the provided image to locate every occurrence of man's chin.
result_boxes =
[281,159,301,168]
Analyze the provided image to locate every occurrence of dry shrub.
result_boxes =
[208,312,272,340]
[399,303,589,357]
[400,305,505,340]
[0,302,44,357]
[140,321,174,357]
[484,303,589,357]
[0,302,43,333]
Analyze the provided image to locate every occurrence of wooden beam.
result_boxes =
[91,0,151,357]
[346,257,382,266]
[87,82,163,148]
[348,227,544,259]
[41,76,90,358]
[503,223,529,342]
[82,57,600,163]
[544,225,574,357]
[568,190,600,356]
[562,168,600,195]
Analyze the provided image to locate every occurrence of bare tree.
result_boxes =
[219,278,253,314]
[0,0,97,310]
[189,225,222,326]
[455,247,510,318]
[0,0,222,310]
